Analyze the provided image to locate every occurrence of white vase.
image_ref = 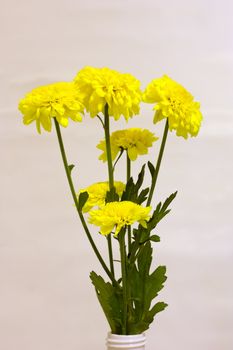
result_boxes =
[106,332,146,350]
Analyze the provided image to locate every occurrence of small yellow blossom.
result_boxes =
[18,82,84,133]
[143,75,203,138]
[89,201,151,236]
[74,66,142,120]
[79,181,125,212]
[97,128,158,162]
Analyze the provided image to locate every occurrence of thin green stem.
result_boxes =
[97,114,105,129]
[126,154,133,326]
[104,105,114,188]
[126,153,131,183]
[119,229,127,335]
[113,148,124,171]
[126,154,132,251]
[104,104,115,278]
[147,118,169,206]
[53,118,116,285]
[107,236,114,278]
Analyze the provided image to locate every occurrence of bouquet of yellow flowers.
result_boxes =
[19,67,202,341]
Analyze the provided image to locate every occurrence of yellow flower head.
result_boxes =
[143,75,203,138]
[97,128,158,162]
[79,181,125,212]
[74,66,142,120]
[18,82,84,133]
[89,201,151,236]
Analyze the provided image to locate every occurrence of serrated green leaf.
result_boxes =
[139,233,160,245]
[90,272,113,328]
[137,242,152,277]
[144,266,167,312]
[78,191,89,211]
[138,227,150,244]
[121,177,135,201]
[147,161,155,178]
[145,301,168,324]
[146,192,177,232]
[137,242,153,319]
[106,187,119,203]
[128,320,151,334]
[161,191,177,213]
[128,264,142,318]
[135,164,146,191]
[90,271,123,334]
[137,188,149,204]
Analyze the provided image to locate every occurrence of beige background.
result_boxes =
[1,0,233,349]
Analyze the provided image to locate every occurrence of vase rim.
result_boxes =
[106,332,146,348]
[108,332,146,339]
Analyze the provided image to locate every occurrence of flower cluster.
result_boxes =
[97,128,158,161]
[18,66,203,336]
[74,66,142,120]
[79,181,125,212]
[89,201,151,236]
[143,75,203,138]
[18,82,84,133]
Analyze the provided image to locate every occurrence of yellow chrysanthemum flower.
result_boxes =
[143,75,203,138]
[89,201,151,236]
[79,181,125,213]
[74,66,142,120]
[97,128,158,162]
[18,82,84,133]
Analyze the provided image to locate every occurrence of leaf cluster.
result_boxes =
[90,163,177,334]
[90,240,167,334]
[121,164,149,204]
[88,162,177,334]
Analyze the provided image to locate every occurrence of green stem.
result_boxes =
[104,105,114,188]
[119,229,127,334]
[97,114,105,129]
[126,154,132,251]
[126,153,131,182]
[147,118,169,206]
[104,104,115,278]
[107,236,114,278]
[128,226,141,264]
[113,149,124,172]
[53,118,116,285]
[126,153,133,327]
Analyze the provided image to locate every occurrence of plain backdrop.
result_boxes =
[1,0,233,349]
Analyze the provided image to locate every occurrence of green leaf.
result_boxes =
[137,242,153,319]
[132,242,167,322]
[121,178,135,201]
[139,235,160,244]
[147,161,155,178]
[144,266,167,312]
[90,271,123,334]
[78,191,89,211]
[106,187,119,203]
[149,235,160,242]
[161,191,177,213]
[128,264,143,322]
[145,301,168,324]
[137,188,149,204]
[137,242,152,278]
[121,165,148,204]
[127,245,167,334]
[68,164,75,173]
[135,164,146,191]
[138,231,160,245]
[147,191,177,231]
